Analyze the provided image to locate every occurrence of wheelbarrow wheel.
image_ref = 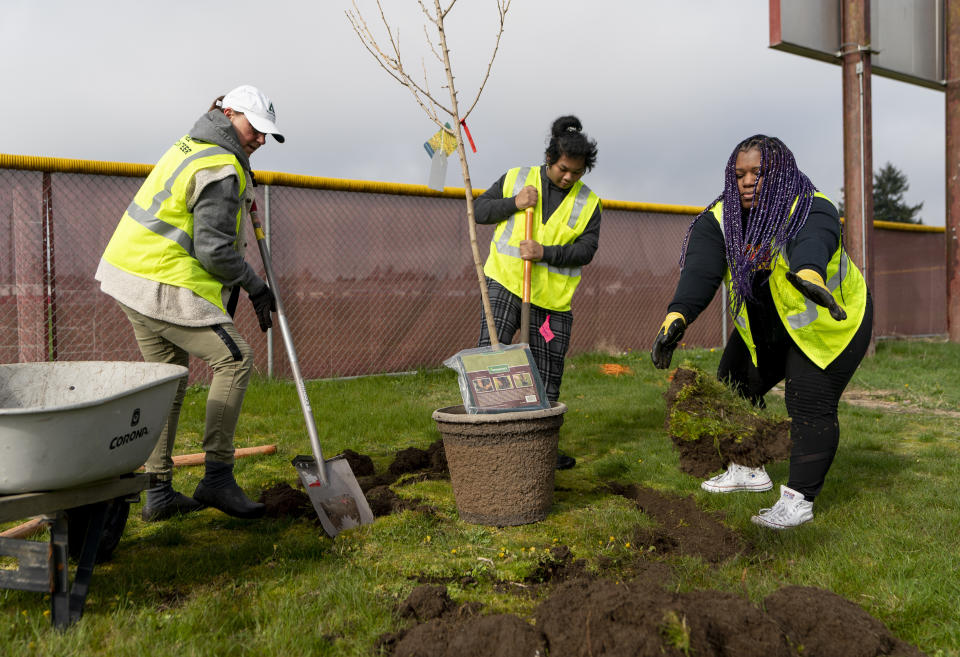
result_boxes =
[66,497,132,564]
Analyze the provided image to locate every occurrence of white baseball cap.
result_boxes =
[221,85,285,143]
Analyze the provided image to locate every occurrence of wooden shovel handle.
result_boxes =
[522,208,533,303]
[0,517,45,539]
[169,444,278,468]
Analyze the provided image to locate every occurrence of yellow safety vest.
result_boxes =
[710,193,867,370]
[102,135,247,313]
[483,166,600,312]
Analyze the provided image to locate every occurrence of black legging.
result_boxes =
[717,293,873,501]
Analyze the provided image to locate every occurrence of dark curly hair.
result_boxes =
[544,115,598,171]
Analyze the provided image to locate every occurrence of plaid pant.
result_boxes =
[477,278,573,402]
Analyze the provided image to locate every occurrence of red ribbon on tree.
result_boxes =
[460,119,477,153]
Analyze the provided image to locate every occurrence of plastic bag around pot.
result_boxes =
[443,344,550,414]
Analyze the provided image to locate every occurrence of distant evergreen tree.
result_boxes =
[837,162,924,224]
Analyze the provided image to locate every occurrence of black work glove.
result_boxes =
[785,269,846,321]
[249,286,276,332]
[651,312,686,369]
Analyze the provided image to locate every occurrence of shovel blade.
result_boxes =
[292,454,374,538]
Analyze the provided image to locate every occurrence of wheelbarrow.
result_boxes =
[0,360,187,627]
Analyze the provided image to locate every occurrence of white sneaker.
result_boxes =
[700,463,772,493]
[751,485,814,530]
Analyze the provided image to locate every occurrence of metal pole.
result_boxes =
[946,0,960,341]
[264,185,274,377]
[841,0,875,356]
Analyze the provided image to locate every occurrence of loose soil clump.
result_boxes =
[259,441,448,521]
[665,366,792,478]
[341,448,376,477]
[376,584,487,656]
[258,482,314,519]
[378,485,924,656]
[381,579,926,656]
[608,482,748,563]
[764,586,925,657]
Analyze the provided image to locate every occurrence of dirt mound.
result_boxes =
[376,584,488,655]
[398,585,460,622]
[341,449,376,477]
[260,441,448,521]
[665,366,792,477]
[764,586,925,657]
[356,440,449,495]
[608,482,747,563]
[538,578,796,656]
[381,578,926,657]
[392,614,546,657]
[378,484,923,656]
[388,440,448,476]
[257,482,314,518]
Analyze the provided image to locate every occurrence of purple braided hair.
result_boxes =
[680,135,817,316]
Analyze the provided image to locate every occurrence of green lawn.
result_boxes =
[1,339,958,656]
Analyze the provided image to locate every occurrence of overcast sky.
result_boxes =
[0,0,946,225]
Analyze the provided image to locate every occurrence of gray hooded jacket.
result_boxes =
[96,111,267,326]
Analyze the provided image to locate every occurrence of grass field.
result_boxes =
[2,339,959,656]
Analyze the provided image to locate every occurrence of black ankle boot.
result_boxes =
[556,451,577,470]
[193,461,265,519]
[141,481,203,522]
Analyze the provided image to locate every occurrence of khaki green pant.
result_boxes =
[119,303,253,481]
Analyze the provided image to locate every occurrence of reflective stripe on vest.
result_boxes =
[711,193,868,369]
[784,249,848,330]
[482,166,599,311]
[102,135,246,312]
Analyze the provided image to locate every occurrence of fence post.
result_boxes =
[14,177,46,362]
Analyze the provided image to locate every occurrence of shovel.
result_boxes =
[519,207,534,342]
[249,203,374,538]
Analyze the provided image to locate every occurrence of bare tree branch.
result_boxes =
[441,0,458,20]
[423,24,443,64]
[348,0,512,346]
[417,0,437,24]
[461,0,510,120]
[346,0,454,119]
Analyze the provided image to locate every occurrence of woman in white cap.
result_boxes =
[96,85,284,521]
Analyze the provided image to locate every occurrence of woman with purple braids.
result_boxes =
[651,134,872,529]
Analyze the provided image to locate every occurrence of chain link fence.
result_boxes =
[0,155,947,383]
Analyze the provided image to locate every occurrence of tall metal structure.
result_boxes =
[769,0,960,339]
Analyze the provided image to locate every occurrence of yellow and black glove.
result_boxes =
[651,312,686,369]
[784,269,847,321]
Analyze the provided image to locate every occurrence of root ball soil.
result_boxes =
[665,366,792,478]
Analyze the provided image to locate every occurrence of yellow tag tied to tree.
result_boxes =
[423,122,458,158]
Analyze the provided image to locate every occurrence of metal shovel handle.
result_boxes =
[249,204,329,485]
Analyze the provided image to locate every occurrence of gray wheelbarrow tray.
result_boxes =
[0,361,187,494]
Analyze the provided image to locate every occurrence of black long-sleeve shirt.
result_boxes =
[668,196,842,330]
[474,167,601,268]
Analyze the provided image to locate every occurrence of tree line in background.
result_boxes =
[838,162,924,224]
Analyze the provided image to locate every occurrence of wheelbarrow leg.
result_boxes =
[49,502,108,629]
[49,513,70,628]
